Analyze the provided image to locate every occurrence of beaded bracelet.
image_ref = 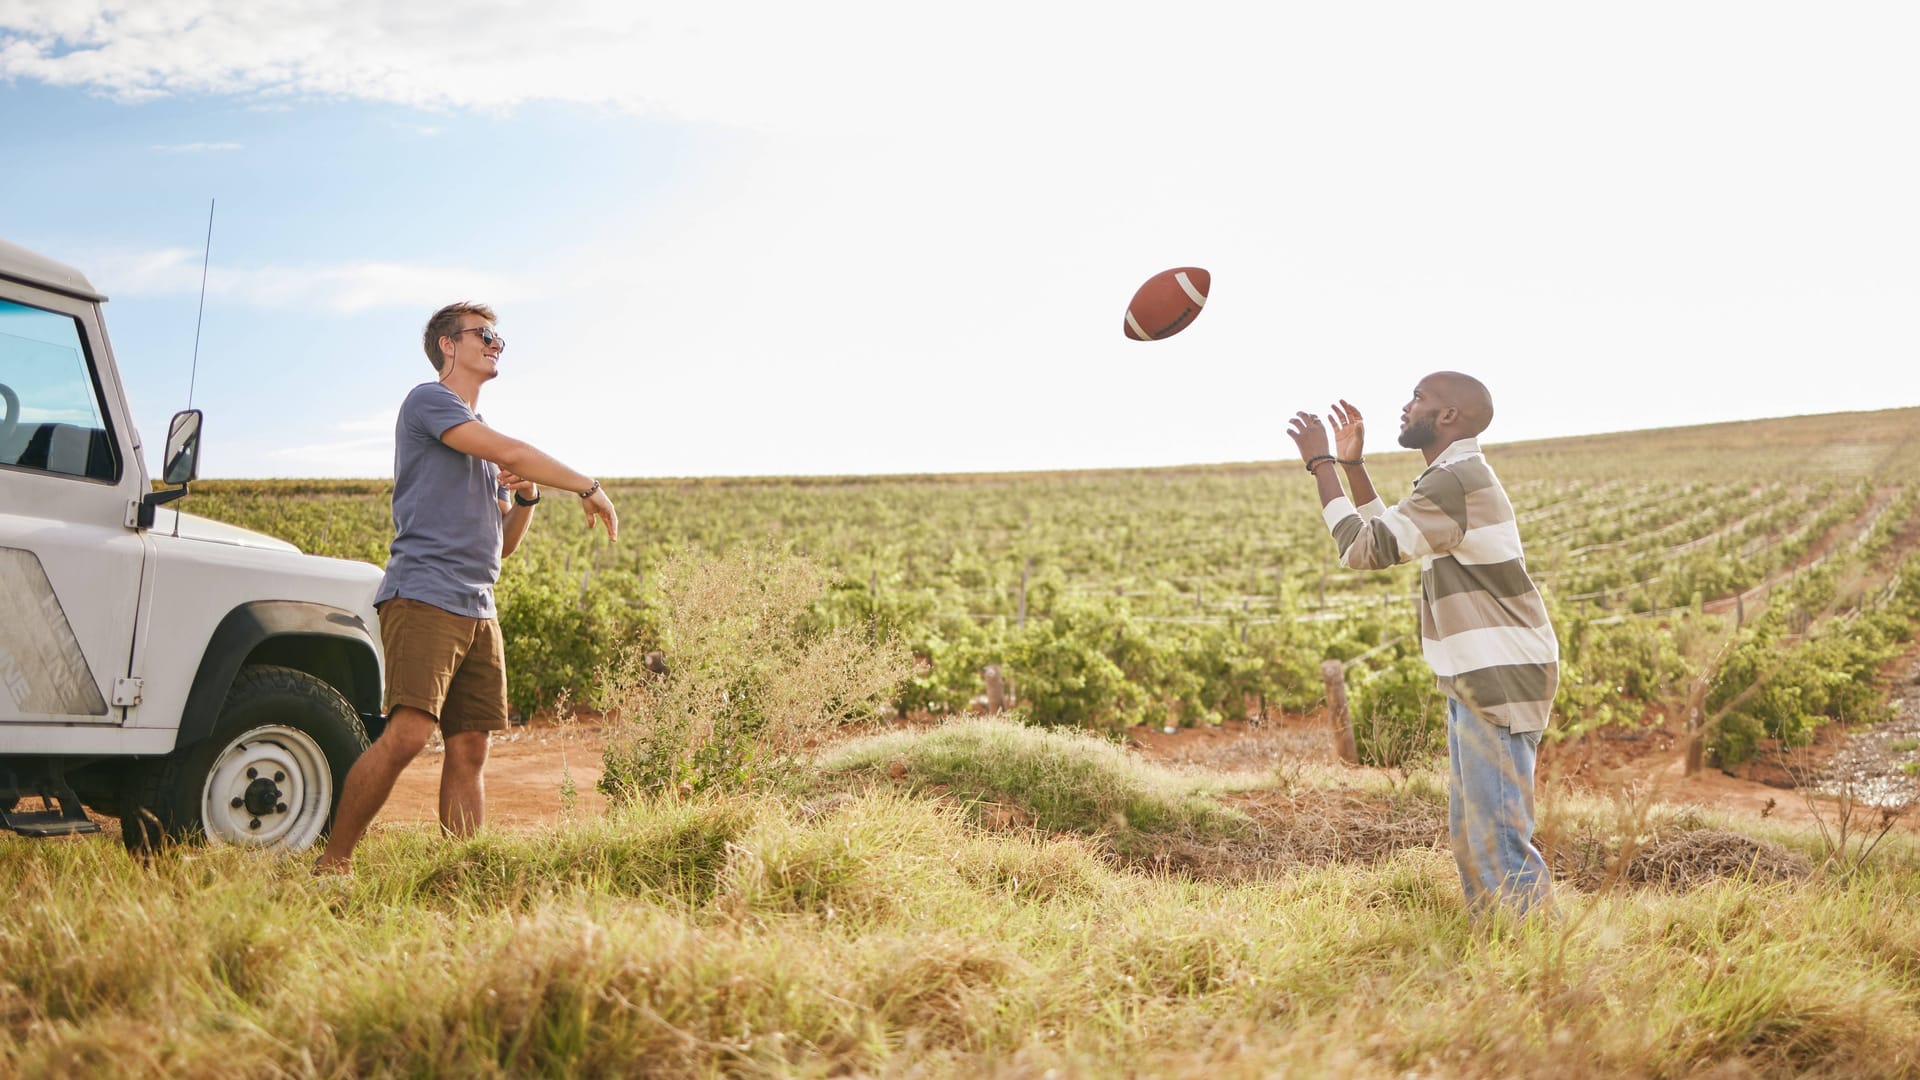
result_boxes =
[1337,457,1365,466]
[1303,455,1336,474]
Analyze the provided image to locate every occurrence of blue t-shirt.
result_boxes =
[374,382,506,618]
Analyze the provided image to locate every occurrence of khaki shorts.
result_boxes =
[377,598,510,735]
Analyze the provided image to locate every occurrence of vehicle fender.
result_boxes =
[176,601,382,750]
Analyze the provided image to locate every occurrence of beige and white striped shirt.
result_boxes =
[1320,438,1559,732]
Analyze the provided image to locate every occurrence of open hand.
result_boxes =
[1286,411,1332,463]
[582,486,619,542]
[1329,399,1364,463]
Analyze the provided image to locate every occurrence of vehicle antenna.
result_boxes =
[186,198,214,411]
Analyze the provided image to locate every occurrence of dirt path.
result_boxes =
[384,721,611,829]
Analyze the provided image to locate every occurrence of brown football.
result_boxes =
[1122,266,1210,341]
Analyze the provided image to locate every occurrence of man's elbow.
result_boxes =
[1336,545,1389,572]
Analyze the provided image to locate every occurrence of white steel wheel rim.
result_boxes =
[199,724,333,850]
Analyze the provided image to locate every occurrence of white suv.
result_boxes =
[0,237,383,854]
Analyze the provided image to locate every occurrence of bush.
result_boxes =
[1348,649,1445,768]
[599,548,910,801]
[496,554,653,718]
[1003,598,1156,729]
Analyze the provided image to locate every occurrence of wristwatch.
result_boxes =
[513,491,541,506]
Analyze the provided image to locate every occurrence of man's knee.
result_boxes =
[442,730,490,772]
[378,707,438,760]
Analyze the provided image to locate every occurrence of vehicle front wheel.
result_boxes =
[122,665,369,854]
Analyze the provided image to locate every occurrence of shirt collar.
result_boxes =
[1417,437,1482,480]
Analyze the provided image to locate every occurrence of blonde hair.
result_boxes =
[422,302,497,371]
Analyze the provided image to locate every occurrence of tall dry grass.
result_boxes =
[5,722,1919,1078]
[597,546,910,801]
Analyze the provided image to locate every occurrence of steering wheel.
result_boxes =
[0,383,18,445]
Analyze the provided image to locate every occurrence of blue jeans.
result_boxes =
[1445,697,1551,915]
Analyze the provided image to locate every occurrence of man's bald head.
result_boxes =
[1397,371,1495,457]
[1423,371,1494,438]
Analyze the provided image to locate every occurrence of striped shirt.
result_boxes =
[1320,438,1559,732]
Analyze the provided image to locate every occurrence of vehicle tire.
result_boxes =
[121,664,369,855]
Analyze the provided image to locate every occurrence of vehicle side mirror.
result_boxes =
[136,409,203,529]
[162,409,202,486]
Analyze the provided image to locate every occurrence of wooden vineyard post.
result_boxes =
[1682,676,1708,776]
[1017,559,1030,629]
[983,664,1007,713]
[1322,659,1359,764]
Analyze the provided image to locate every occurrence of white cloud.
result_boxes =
[228,412,395,477]
[334,409,396,435]
[260,433,392,476]
[86,248,536,314]
[150,140,240,153]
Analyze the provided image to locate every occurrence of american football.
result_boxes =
[1122,266,1210,341]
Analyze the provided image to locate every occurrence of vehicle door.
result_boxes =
[0,287,148,730]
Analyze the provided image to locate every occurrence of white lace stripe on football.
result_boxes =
[1125,310,1153,340]
[1175,271,1207,307]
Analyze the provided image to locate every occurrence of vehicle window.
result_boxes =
[0,298,119,482]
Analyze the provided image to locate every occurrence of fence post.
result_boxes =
[1017,558,1030,629]
[983,664,1007,713]
[1321,659,1359,764]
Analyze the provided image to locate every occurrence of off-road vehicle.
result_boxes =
[0,237,383,853]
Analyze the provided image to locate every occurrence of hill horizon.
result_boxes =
[197,403,1920,486]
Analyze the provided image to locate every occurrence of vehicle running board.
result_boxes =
[1,795,102,837]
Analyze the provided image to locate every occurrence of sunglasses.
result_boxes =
[450,326,505,350]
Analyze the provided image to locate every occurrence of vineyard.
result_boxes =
[184,406,1920,766]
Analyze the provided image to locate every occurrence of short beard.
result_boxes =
[1398,416,1437,450]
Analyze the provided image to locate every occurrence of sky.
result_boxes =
[1,1,1915,479]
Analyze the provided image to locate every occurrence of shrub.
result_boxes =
[1348,649,1445,768]
[599,547,910,801]
[1003,597,1156,729]
[496,555,653,718]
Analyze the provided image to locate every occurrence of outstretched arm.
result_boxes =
[1290,410,1462,570]
[440,420,619,541]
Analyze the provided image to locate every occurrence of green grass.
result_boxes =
[817,717,1242,839]
[6,737,1920,1077]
